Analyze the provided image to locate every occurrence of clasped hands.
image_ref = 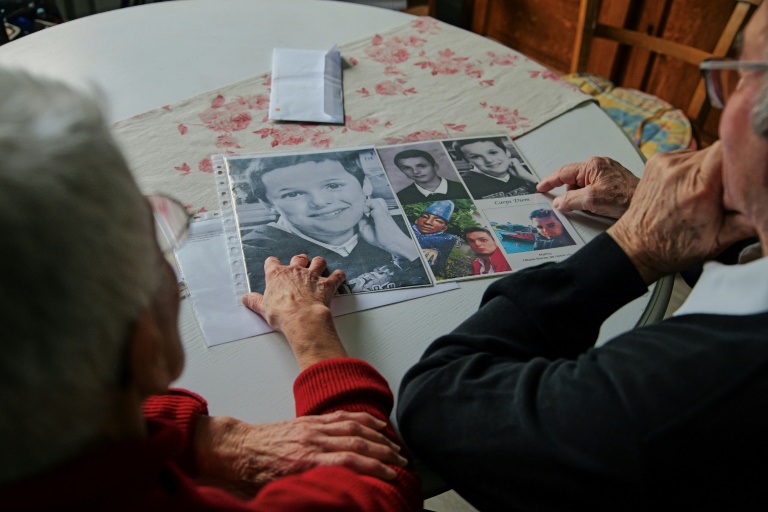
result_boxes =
[538,142,755,284]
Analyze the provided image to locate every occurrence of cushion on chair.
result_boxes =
[562,72,693,158]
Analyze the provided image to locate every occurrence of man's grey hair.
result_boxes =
[0,69,162,482]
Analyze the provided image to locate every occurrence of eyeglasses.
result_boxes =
[700,58,768,109]
[147,194,192,254]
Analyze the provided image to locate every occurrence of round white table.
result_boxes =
[0,0,671,498]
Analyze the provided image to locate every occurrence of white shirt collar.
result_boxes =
[271,217,359,256]
[674,244,768,317]
[470,168,510,182]
[414,177,449,197]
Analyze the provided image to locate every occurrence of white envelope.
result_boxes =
[268,46,344,124]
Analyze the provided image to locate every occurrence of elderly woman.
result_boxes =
[0,69,420,511]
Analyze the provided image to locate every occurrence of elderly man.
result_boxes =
[397,2,768,510]
[0,70,420,510]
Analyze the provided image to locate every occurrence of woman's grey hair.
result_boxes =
[0,69,162,482]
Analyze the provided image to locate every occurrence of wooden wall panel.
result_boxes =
[476,0,630,74]
[643,0,734,122]
[587,0,633,78]
[481,0,582,72]
[615,0,669,89]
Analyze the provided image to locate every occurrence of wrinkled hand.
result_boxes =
[358,198,420,261]
[537,156,640,219]
[242,255,347,370]
[607,142,755,284]
[422,248,439,265]
[195,411,409,493]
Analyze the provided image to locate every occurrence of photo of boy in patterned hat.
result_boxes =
[410,200,461,277]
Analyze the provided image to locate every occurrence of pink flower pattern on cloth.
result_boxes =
[112,18,589,213]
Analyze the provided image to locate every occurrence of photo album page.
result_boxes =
[215,135,583,295]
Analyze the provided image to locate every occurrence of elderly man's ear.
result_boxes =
[127,306,185,397]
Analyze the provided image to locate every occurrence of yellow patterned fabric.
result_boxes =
[563,73,693,158]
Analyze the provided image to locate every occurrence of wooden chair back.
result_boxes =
[570,0,761,126]
[403,0,438,17]
[405,0,476,29]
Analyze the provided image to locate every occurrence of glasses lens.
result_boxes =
[705,68,726,109]
[704,61,742,110]
[148,195,190,252]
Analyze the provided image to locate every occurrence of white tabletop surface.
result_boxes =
[0,0,669,427]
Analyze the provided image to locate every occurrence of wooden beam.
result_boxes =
[712,1,754,56]
[570,0,601,73]
[470,0,492,35]
[594,24,711,65]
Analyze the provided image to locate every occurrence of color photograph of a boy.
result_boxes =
[378,142,469,205]
[226,149,432,294]
[484,205,578,255]
[464,227,512,275]
[529,208,577,250]
[445,136,538,200]
[403,199,489,280]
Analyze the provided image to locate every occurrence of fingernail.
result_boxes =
[391,442,402,452]
[384,466,398,479]
[374,418,387,429]
[396,454,408,466]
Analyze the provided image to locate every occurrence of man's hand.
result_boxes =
[537,156,640,219]
[242,255,347,370]
[358,198,420,261]
[607,142,755,284]
[195,411,409,492]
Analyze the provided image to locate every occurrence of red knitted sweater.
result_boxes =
[2,358,421,511]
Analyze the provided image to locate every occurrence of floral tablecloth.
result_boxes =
[112,17,590,213]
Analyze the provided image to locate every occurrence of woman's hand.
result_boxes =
[242,254,347,370]
[195,411,409,493]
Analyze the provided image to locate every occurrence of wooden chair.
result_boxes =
[404,0,474,29]
[469,0,760,153]
[403,0,437,17]
[570,0,761,147]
